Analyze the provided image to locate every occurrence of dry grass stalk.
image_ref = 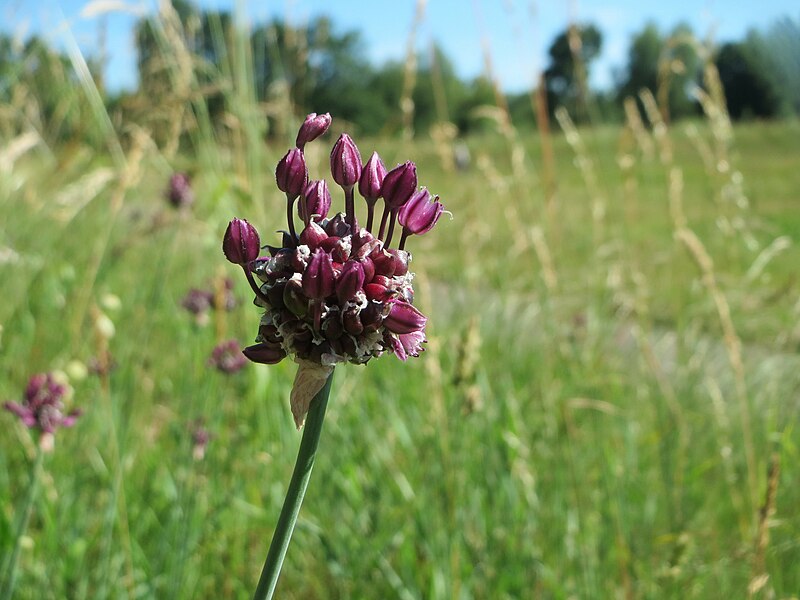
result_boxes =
[675,227,758,515]
[623,97,654,160]
[400,0,427,139]
[530,226,558,293]
[533,73,559,239]
[639,88,672,165]
[555,107,606,246]
[750,453,780,596]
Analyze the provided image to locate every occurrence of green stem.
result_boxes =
[1,445,43,600]
[252,372,334,600]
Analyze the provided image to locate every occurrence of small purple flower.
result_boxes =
[4,373,81,435]
[167,172,194,209]
[383,300,427,334]
[397,188,444,249]
[276,148,308,199]
[208,340,247,374]
[296,112,332,149]
[223,218,261,266]
[191,420,212,460]
[386,330,427,361]
[330,134,362,189]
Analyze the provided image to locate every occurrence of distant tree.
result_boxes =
[543,23,602,122]
[743,17,800,116]
[616,22,699,122]
[715,42,782,119]
[616,22,661,105]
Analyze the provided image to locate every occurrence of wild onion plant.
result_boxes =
[223,112,445,600]
[2,374,81,600]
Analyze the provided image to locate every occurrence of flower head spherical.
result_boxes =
[224,113,447,423]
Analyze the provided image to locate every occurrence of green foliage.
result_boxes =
[615,22,701,121]
[543,24,603,122]
[715,42,783,119]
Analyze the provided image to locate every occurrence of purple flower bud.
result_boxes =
[276,148,308,199]
[387,249,410,276]
[330,133,362,188]
[302,249,336,300]
[223,218,261,266]
[398,188,444,235]
[359,151,387,201]
[299,221,328,249]
[381,161,417,209]
[370,247,396,277]
[364,282,394,303]
[324,213,351,237]
[360,301,385,332]
[342,307,364,335]
[167,172,194,208]
[322,316,344,340]
[336,260,365,304]
[243,342,287,365]
[284,278,309,317]
[303,179,332,222]
[295,112,331,149]
[383,300,427,334]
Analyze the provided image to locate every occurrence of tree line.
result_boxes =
[1,1,798,146]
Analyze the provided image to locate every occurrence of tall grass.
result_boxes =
[1,4,799,598]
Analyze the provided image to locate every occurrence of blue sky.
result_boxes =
[2,0,797,93]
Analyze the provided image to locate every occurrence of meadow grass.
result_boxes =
[1,14,800,595]
[1,114,799,598]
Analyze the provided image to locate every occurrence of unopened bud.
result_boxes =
[223,218,261,266]
[295,112,331,149]
[330,134,362,188]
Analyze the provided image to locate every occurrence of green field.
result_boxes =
[1,111,800,599]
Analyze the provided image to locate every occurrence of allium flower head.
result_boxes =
[4,373,81,436]
[208,340,247,374]
[224,113,447,427]
[167,172,194,209]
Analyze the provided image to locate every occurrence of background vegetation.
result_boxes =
[1,1,799,598]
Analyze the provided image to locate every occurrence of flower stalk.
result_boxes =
[0,445,44,600]
[252,372,334,600]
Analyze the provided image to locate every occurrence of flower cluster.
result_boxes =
[223,113,444,371]
[4,373,81,435]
